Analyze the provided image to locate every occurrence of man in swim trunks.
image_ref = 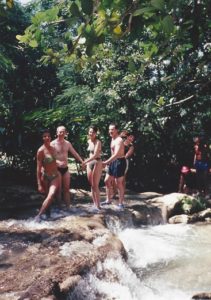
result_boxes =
[102,123,126,209]
[193,136,210,195]
[51,126,84,208]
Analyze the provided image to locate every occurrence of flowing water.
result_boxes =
[69,222,211,300]
[1,212,211,300]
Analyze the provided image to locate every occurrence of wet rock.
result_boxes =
[192,292,211,299]
[0,214,126,300]
[129,203,164,225]
[168,214,189,224]
[147,193,195,221]
[59,275,81,293]
[188,208,211,223]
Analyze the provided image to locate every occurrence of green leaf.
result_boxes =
[151,0,165,10]
[29,40,38,48]
[70,2,81,17]
[162,15,174,35]
[16,34,27,42]
[133,7,155,16]
[113,24,122,35]
[81,0,93,15]
[128,59,136,72]
[157,96,165,106]
[6,0,13,8]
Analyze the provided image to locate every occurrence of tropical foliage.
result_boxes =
[0,0,210,191]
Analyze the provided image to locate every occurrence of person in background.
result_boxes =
[193,136,210,195]
[51,125,84,209]
[102,123,126,209]
[35,129,60,221]
[178,166,196,195]
[120,131,135,192]
[82,126,102,212]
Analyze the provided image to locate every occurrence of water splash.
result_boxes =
[68,224,211,300]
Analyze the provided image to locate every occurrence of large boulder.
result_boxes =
[0,214,126,300]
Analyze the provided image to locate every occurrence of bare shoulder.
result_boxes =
[50,139,57,146]
[116,136,123,144]
[37,145,44,153]
[96,139,102,145]
[65,140,74,151]
[37,146,44,158]
[65,139,72,146]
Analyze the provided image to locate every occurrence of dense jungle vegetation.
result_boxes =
[0,0,210,192]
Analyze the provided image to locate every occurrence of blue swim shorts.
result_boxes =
[108,157,126,178]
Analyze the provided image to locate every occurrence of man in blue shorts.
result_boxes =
[102,123,126,209]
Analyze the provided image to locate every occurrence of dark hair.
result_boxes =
[89,125,98,133]
[120,130,128,138]
[40,128,51,136]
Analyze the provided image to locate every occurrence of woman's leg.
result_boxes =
[87,166,95,205]
[36,177,60,218]
[92,162,102,208]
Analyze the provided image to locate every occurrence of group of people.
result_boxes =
[178,136,210,196]
[35,124,135,221]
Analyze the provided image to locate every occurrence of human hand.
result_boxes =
[102,161,108,168]
[38,184,45,194]
[81,161,86,170]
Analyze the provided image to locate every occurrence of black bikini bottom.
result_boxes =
[57,167,69,176]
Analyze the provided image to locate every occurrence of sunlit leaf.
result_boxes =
[6,0,13,8]
[29,40,38,48]
[157,96,165,106]
[113,25,122,35]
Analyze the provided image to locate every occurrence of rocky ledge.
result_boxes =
[1,186,211,299]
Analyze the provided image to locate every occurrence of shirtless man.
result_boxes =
[193,136,210,195]
[102,123,126,209]
[51,126,84,208]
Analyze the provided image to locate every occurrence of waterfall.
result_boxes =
[1,204,211,300]
[68,221,211,300]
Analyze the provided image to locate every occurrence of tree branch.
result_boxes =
[165,95,195,107]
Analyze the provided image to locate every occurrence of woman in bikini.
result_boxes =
[83,126,102,211]
[122,132,135,191]
[35,129,60,221]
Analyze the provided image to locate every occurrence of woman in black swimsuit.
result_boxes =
[35,129,60,221]
[83,126,102,211]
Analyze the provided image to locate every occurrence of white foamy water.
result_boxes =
[118,224,189,268]
[69,223,211,300]
[0,208,73,230]
[0,218,55,230]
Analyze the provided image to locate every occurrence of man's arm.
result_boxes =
[68,142,83,163]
